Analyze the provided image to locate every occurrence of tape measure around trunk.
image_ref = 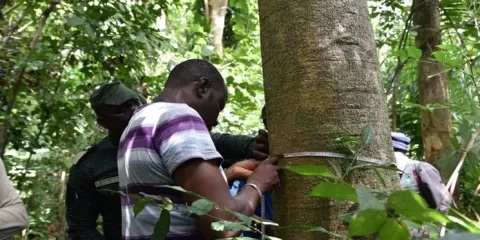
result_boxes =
[258,152,389,238]
[282,151,390,166]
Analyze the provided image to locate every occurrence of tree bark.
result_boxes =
[412,0,452,164]
[206,0,227,57]
[258,1,398,239]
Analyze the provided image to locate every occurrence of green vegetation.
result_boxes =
[0,0,479,239]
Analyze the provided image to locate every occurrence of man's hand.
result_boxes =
[225,160,260,184]
[252,129,269,160]
[247,155,281,193]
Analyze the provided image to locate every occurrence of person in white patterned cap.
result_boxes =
[392,132,452,212]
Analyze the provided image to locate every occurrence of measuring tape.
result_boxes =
[282,151,390,165]
[258,151,390,239]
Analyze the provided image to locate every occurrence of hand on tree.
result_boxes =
[252,129,269,160]
[225,160,260,184]
[246,155,281,193]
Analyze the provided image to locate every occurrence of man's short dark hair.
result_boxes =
[164,59,225,90]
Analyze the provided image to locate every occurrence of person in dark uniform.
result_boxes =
[66,82,269,240]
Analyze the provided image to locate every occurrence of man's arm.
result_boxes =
[0,158,28,239]
[156,108,278,239]
[66,166,105,240]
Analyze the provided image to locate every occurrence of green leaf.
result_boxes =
[348,209,387,237]
[355,185,385,210]
[66,16,85,26]
[387,190,429,220]
[152,209,170,240]
[189,199,215,216]
[211,221,250,232]
[379,218,409,240]
[133,197,154,217]
[161,197,174,211]
[406,47,422,59]
[310,182,357,201]
[284,165,335,178]
[361,123,375,147]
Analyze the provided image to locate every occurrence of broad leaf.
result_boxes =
[387,190,430,221]
[355,185,385,210]
[211,221,250,232]
[133,197,154,217]
[348,209,387,237]
[388,194,450,224]
[379,218,409,240]
[189,199,215,216]
[152,209,170,240]
[310,182,357,201]
[406,47,422,59]
[284,165,335,178]
[361,123,375,147]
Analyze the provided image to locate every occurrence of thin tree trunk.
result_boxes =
[206,0,227,57]
[258,1,397,239]
[412,0,452,164]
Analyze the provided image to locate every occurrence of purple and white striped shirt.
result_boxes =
[117,102,222,240]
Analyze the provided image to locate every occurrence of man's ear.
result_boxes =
[195,77,211,98]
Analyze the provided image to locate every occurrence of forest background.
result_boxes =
[0,0,479,239]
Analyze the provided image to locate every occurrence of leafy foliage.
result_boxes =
[0,0,479,239]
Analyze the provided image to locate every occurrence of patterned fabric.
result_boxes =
[118,102,223,240]
[391,132,411,152]
[396,153,452,212]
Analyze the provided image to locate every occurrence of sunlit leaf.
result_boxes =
[133,197,154,217]
[348,209,387,237]
[310,182,357,201]
[284,165,335,178]
[379,218,409,240]
[211,221,250,232]
[189,199,215,216]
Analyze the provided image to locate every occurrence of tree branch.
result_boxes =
[441,6,480,106]
[389,6,413,130]
[0,0,60,158]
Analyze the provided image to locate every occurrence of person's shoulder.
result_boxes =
[72,137,115,166]
[135,102,202,123]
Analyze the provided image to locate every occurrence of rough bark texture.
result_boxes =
[258,1,398,239]
[206,0,227,57]
[412,0,452,164]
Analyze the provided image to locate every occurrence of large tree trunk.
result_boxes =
[205,0,227,57]
[258,1,398,239]
[412,0,452,164]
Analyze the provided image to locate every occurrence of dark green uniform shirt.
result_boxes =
[66,133,254,240]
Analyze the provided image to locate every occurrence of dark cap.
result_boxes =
[89,81,146,109]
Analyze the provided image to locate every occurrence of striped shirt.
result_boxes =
[118,102,223,240]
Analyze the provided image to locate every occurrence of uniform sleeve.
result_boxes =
[210,133,255,169]
[417,164,452,212]
[66,165,105,240]
[154,109,223,176]
[0,158,28,240]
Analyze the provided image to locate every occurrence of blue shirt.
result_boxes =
[230,180,273,238]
